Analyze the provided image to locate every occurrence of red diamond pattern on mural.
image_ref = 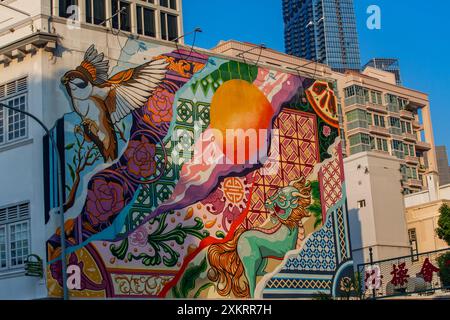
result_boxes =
[281,138,299,162]
[245,108,319,229]
[297,117,315,141]
[318,142,345,223]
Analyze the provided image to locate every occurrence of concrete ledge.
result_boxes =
[0,268,25,280]
[0,138,33,153]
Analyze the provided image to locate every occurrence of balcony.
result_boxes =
[408,179,423,188]
[387,103,400,114]
[369,125,390,136]
[418,165,427,173]
[389,127,403,137]
[400,109,415,120]
[367,103,388,114]
[344,96,366,107]
[392,150,405,160]
[404,133,417,142]
[405,156,419,165]
[412,120,423,131]
[347,120,369,133]
[415,141,432,151]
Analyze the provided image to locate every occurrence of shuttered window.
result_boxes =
[0,202,31,271]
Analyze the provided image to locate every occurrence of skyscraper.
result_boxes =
[364,58,402,85]
[283,0,361,73]
[436,146,450,186]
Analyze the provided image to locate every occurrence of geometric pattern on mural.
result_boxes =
[262,202,351,298]
[247,108,319,228]
[282,212,337,272]
[125,98,211,230]
[318,142,344,222]
[335,205,351,264]
[265,278,332,290]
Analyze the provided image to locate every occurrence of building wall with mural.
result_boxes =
[43,34,354,299]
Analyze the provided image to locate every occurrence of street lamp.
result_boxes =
[0,102,69,300]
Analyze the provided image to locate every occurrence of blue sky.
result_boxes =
[183,0,450,159]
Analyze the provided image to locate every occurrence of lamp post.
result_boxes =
[0,102,68,300]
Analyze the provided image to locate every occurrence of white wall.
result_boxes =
[0,51,48,299]
[405,184,450,208]
[0,10,183,298]
[345,152,411,266]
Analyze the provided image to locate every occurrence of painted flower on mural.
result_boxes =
[86,178,125,226]
[125,136,157,178]
[145,87,174,124]
[322,125,331,137]
[130,226,149,247]
[201,177,251,232]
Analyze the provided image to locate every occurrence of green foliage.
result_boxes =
[172,257,211,298]
[437,252,450,288]
[312,292,333,300]
[111,212,210,268]
[308,180,323,229]
[436,204,450,246]
[347,272,366,300]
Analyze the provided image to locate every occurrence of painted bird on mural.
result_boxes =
[61,45,168,162]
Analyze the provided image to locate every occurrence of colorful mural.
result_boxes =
[44,40,353,299]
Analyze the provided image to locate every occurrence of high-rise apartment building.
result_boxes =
[334,66,438,195]
[282,0,361,73]
[364,58,402,86]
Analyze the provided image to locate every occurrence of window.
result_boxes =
[0,202,30,271]
[373,114,385,127]
[375,138,388,152]
[406,122,412,134]
[160,0,177,10]
[160,11,178,41]
[85,0,106,25]
[409,145,414,157]
[369,90,383,105]
[392,139,404,151]
[0,77,28,146]
[389,117,401,128]
[344,86,355,98]
[386,93,398,104]
[398,98,408,110]
[111,0,131,32]
[357,200,366,208]
[59,0,78,18]
[137,6,156,37]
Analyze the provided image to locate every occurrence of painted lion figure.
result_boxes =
[207,177,312,298]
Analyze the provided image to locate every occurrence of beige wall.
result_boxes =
[345,152,411,265]
[405,200,450,253]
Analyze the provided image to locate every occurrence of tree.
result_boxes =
[436,203,450,246]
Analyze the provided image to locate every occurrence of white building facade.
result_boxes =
[0,0,183,299]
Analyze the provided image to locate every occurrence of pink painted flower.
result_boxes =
[322,125,332,137]
[201,188,225,214]
[146,87,174,124]
[86,178,125,226]
[125,136,156,178]
[130,226,148,247]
